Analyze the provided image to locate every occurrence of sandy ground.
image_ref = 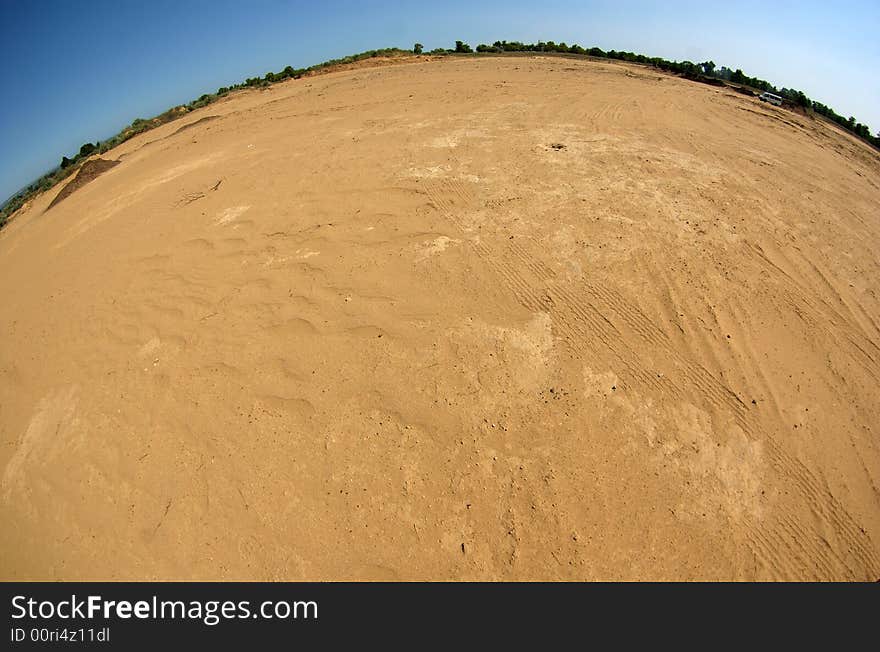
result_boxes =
[1,55,879,581]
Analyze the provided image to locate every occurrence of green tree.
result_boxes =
[454,40,472,53]
[79,143,96,157]
[413,43,423,54]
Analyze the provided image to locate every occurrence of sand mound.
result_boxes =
[1,56,878,580]
[172,115,220,136]
[47,157,120,210]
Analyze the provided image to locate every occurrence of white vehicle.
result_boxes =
[758,92,783,106]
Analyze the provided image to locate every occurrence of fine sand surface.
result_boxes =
[1,55,879,580]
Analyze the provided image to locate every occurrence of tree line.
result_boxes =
[2,41,877,227]
[452,40,877,144]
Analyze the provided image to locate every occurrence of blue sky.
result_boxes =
[1,0,878,201]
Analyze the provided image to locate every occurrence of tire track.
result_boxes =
[584,282,669,348]
[421,176,879,579]
[743,241,880,376]
[505,239,556,281]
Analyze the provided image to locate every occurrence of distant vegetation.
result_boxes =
[0,47,408,228]
[2,40,877,229]
[460,40,878,145]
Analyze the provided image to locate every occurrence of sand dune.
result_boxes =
[1,55,878,580]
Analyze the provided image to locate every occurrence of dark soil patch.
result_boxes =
[681,72,725,87]
[47,158,120,210]
[731,85,756,97]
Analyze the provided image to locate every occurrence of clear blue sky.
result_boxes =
[1,0,878,202]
